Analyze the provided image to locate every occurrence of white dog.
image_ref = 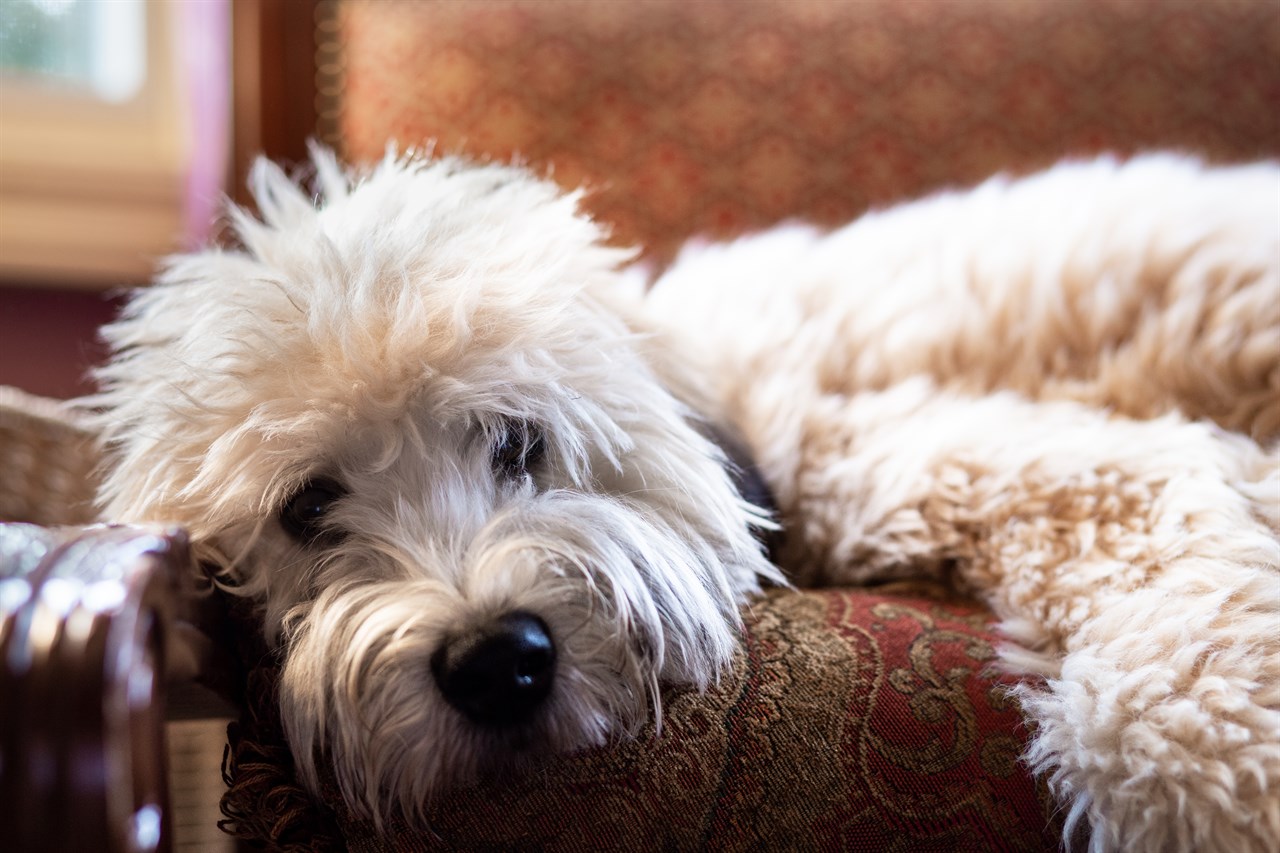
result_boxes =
[89,148,1279,853]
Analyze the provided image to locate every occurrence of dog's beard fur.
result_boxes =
[279,491,751,819]
[87,148,781,821]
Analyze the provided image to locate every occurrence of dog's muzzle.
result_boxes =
[430,611,556,727]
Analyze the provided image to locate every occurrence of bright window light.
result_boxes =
[0,0,146,103]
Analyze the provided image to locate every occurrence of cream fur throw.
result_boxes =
[647,154,1280,852]
[86,148,1276,852]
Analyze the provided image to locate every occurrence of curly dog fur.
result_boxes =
[649,154,1280,852]
[91,150,1278,852]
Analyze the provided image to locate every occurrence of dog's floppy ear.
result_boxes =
[646,320,782,556]
[695,418,779,551]
[591,280,780,554]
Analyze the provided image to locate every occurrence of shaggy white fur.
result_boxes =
[91,150,781,819]
[649,155,1280,853]
[88,149,1278,852]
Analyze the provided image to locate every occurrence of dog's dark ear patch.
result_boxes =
[699,422,783,560]
[490,417,546,480]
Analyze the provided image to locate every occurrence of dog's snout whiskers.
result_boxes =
[430,611,556,728]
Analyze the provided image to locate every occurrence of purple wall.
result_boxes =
[0,286,121,399]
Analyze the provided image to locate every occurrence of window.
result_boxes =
[0,0,228,287]
[1,0,147,102]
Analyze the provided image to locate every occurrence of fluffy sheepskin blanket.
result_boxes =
[647,154,1280,853]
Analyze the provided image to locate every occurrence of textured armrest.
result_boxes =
[0,523,190,853]
[0,386,99,526]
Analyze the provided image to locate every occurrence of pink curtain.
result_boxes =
[175,0,230,247]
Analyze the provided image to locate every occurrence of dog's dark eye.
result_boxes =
[491,419,545,479]
[279,478,346,544]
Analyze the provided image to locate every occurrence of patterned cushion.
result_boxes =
[221,586,1059,851]
[333,0,1280,262]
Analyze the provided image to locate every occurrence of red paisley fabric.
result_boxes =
[333,0,1280,263]
[222,587,1059,851]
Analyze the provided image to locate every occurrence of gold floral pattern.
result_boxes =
[223,587,1059,851]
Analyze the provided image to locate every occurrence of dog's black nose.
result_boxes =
[431,611,556,727]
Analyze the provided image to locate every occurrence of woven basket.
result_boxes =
[0,386,100,526]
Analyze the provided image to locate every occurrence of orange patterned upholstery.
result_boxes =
[335,0,1280,262]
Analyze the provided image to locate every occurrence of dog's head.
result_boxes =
[89,148,779,820]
